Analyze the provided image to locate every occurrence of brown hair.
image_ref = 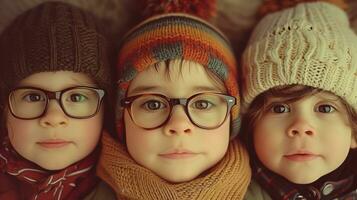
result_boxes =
[240,84,357,154]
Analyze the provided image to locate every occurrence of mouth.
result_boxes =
[36,139,72,148]
[284,151,319,161]
[158,149,199,159]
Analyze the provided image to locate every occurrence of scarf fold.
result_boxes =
[253,149,357,200]
[0,136,100,200]
[97,132,251,200]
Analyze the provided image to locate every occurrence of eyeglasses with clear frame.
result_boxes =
[121,93,236,130]
[8,86,105,119]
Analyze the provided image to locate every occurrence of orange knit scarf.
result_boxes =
[97,132,251,200]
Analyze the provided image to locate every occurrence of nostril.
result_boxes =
[184,129,191,134]
[305,130,313,135]
[292,130,299,135]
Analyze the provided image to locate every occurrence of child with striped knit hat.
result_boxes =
[0,2,116,199]
[240,0,357,199]
[96,0,251,199]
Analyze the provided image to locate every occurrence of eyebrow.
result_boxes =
[129,85,223,95]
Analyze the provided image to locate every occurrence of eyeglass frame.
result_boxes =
[8,86,106,120]
[121,92,236,130]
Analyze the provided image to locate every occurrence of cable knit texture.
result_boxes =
[241,2,357,110]
[97,132,251,200]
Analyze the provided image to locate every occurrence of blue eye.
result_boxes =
[317,104,335,113]
[271,104,290,113]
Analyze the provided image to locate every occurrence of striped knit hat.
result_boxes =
[116,4,240,140]
[241,1,357,110]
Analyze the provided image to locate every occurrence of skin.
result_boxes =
[124,60,230,183]
[6,71,104,170]
[254,91,354,184]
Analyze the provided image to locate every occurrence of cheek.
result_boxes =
[76,111,104,147]
[206,120,230,151]
[124,112,156,157]
[6,114,33,140]
[253,119,282,161]
[6,114,38,155]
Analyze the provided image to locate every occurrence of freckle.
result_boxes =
[355,72,357,76]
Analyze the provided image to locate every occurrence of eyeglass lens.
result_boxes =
[129,93,230,129]
[9,88,102,119]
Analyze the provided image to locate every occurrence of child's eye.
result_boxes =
[69,94,88,102]
[317,104,335,113]
[271,104,290,113]
[192,100,213,110]
[143,100,166,110]
[23,93,45,102]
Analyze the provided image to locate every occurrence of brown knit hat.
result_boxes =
[0,1,115,136]
[0,1,112,100]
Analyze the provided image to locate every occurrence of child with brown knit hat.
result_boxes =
[0,2,116,199]
[96,0,251,199]
[240,0,357,199]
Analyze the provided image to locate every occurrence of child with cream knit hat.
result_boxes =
[240,1,357,199]
[96,1,251,199]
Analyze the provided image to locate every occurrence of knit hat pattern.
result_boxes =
[0,1,111,97]
[116,12,241,138]
[241,2,357,110]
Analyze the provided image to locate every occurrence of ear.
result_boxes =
[351,136,357,149]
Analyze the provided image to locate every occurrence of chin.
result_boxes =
[35,160,73,171]
[284,174,321,185]
[159,172,199,183]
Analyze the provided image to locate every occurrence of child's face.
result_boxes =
[6,71,104,170]
[254,91,354,184]
[124,61,230,183]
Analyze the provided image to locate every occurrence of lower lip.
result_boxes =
[159,153,198,159]
[37,142,71,148]
[284,154,319,161]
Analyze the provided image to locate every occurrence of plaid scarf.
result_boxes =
[0,138,99,200]
[253,149,357,200]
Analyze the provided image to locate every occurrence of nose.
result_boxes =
[287,116,315,137]
[163,106,194,136]
[39,100,68,127]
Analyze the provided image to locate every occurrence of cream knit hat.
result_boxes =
[241,2,357,109]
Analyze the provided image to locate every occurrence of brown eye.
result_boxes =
[271,104,290,113]
[317,105,335,113]
[144,100,166,110]
[193,100,212,110]
[24,93,45,102]
[69,94,87,102]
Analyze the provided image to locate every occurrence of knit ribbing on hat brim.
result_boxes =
[116,13,241,138]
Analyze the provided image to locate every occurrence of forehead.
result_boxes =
[18,71,96,90]
[267,91,339,102]
[127,59,226,96]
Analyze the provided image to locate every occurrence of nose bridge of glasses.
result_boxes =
[170,98,189,108]
[45,90,61,101]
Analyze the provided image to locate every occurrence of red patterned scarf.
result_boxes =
[0,138,99,200]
